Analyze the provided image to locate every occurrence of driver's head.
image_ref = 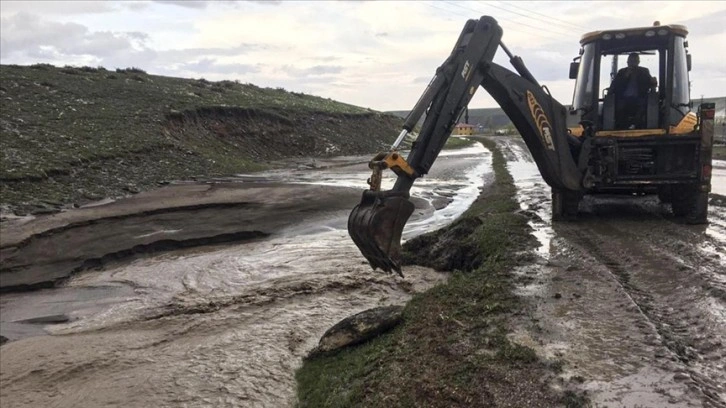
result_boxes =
[627,53,640,68]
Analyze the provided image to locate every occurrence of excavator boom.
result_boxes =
[348,16,584,274]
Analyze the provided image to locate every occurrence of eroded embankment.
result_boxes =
[0,182,363,291]
[164,107,400,162]
[1,107,399,216]
[295,138,588,408]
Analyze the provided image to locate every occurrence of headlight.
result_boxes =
[603,33,612,40]
[615,33,626,39]
[658,29,668,36]
[645,30,655,37]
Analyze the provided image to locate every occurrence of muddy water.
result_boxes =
[498,136,726,408]
[0,143,492,408]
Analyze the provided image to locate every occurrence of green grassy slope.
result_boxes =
[0,64,402,213]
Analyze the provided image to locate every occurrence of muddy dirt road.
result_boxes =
[0,144,492,408]
[499,137,726,408]
[2,138,725,408]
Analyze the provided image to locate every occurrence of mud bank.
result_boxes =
[0,182,363,291]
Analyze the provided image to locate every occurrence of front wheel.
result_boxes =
[552,189,582,222]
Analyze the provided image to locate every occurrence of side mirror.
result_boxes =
[569,62,579,79]
[686,54,692,72]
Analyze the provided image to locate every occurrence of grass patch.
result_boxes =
[444,136,477,149]
[296,138,584,407]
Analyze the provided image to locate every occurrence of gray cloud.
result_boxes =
[311,56,342,62]
[0,1,118,16]
[123,2,151,12]
[156,43,270,62]
[0,12,149,60]
[1,12,85,57]
[681,9,726,36]
[281,65,344,77]
[151,0,263,9]
[0,11,281,79]
[151,0,209,9]
[177,58,260,75]
[250,1,282,5]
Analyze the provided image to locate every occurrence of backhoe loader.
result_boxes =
[348,16,715,275]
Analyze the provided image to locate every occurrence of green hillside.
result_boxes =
[0,64,402,215]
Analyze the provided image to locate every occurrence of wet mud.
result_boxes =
[3,137,724,407]
[0,182,366,290]
[0,145,491,407]
[499,136,726,408]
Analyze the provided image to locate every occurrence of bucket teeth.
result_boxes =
[347,191,415,276]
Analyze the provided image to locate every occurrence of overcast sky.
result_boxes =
[1,1,725,111]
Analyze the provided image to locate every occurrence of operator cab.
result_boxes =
[569,22,691,133]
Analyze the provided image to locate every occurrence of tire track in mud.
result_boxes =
[496,136,726,406]
[701,196,726,267]
[561,219,726,407]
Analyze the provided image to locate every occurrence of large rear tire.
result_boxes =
[671,186,708,224]
[685,191,709,224]
[657,186,672,204]
[552,189,581,222]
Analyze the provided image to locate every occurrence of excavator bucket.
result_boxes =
[347,191,415,276]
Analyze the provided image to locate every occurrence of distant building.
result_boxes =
[453,123,475,136]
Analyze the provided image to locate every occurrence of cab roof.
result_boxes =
[580,23,688,45]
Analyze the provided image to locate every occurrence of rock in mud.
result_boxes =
[0,335,8,345]
[308,305,404,358]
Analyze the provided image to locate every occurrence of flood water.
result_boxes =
[0,142,493,408]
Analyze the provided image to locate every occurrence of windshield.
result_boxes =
[571,43,596,112]
[603,52,658,89]
[672,36,690,113]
